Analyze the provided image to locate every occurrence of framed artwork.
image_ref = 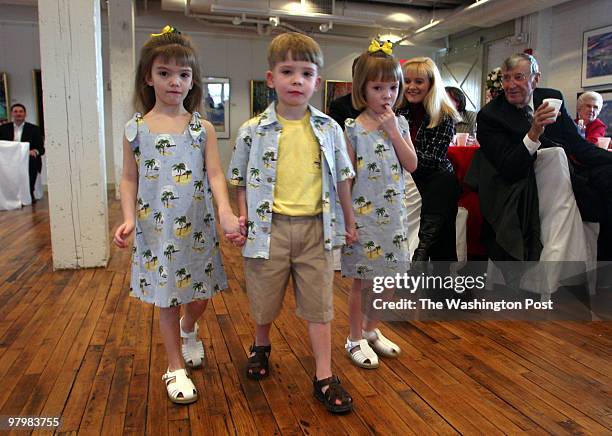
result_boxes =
[202,77,230,138]
[582,24,612,87]
[250,80,276,117]
[324,80,352,115]
[33,70,44,133]
[598,89,612,135]
[0,72,9,123]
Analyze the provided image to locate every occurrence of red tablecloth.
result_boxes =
[447,145,486,257]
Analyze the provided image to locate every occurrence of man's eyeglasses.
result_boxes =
[501,72,532,83]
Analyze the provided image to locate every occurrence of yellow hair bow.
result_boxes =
[150,25,179,37]
[368,40,393,55]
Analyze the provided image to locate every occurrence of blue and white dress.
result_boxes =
[125,112,227,307]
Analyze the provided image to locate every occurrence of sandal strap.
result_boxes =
[247,343,271,367]
[345,338,378,365]
[363,328,400,355]
[180,317,199,340]
[162,369,197,401]
[314,375,352,405]
[249,343,271,354]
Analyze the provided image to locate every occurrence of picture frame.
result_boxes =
[250,80,276,117]
[0,72,9,124]
[202,77,230,139]
[32,69,44,133]
[581,24,612,88]
[324,80,352,115]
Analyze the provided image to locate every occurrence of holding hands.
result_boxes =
[219,210,247,246]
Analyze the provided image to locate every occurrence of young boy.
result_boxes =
[228,32,357,414]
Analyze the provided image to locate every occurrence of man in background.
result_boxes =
[0,103,44,203]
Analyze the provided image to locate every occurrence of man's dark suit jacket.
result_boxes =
[0,122,45,173]
[477,88,612,184]
[474,87,612,260]
[328,93,360,130]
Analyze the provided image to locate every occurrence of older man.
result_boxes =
[0,104,45,203]
[473,53,612,267]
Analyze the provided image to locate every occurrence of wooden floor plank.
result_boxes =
[0,196,609,435]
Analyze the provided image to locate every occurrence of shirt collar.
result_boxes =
[259,103,333,127]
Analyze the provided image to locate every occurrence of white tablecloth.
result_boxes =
[0,140,31,210]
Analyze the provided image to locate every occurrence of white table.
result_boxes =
[0,140,31,210]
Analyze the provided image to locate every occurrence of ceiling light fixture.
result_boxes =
[319,21,333,32]
[414,19,441,34]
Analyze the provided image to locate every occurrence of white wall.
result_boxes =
[1,4,434,185]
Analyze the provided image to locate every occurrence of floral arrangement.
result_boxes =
[485,67,503,99]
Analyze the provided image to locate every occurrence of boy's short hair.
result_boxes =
[267,32,324,69]
[352,51,403,111]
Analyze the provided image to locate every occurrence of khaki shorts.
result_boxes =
[244,213,334,324]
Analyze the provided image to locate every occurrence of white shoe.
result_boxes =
[162,368,197,404]
[363,328,401,358]
[345,337,379,369]
[180,317,205,368]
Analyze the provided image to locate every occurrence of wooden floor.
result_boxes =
[0,196,611,436]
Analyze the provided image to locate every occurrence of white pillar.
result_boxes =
[38,0,109,269]
[108,0,135,199]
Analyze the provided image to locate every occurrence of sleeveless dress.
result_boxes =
[125,112,227,307]
[341,116,411,279]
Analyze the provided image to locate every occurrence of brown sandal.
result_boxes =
[246,343,271,380]
[313,375,353,414]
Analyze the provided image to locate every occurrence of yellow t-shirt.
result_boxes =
[273,112,322,215]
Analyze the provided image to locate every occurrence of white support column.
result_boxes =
[108,0,135,199]
[38,0,109,269]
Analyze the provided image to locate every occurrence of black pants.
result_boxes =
[28,158,38,201]
[573,163,612,260]
[413,169,461,261]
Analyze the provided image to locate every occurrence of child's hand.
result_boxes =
[219,210,247,246]
[378,106,400,137]
[345,219,359,245]
[226,231,247,247]
[113,221,135,248]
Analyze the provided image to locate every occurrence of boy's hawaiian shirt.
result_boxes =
[228,103,355,259]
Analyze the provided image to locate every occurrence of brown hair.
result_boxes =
[267,32,323,69]
[351,51,404,111]
[134,31,203,114]
[398,57,459,128]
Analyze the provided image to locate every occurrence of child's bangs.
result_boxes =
[368,58,402,83]
[154,44,196,68]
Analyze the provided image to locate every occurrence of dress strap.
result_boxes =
[125,112,143,143]
[189,112,203,141]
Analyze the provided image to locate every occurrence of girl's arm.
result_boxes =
[202,120,245,242]
[339,133,358,244]
[379,109,417,173]
[113,137,138,248]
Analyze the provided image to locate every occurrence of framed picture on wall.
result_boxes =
[0,72,9,123]
[250,80,276,117]
[32,70,44,133]
[202,77,230,139]
[324,80,352,115]
[582,24,612,87]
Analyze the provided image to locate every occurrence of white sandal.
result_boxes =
[162,368,198,404]
[363,328,401,358]
[345,337,379,369]
[180,317,205,368]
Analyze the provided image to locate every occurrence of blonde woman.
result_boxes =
[396,57,461,265]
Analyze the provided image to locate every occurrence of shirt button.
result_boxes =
[261,226,269,233]
[267,177,273,182]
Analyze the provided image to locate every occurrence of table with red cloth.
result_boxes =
[447,145,486,257]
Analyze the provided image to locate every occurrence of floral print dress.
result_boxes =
[341,116,411,279]
[125,112,227,307]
